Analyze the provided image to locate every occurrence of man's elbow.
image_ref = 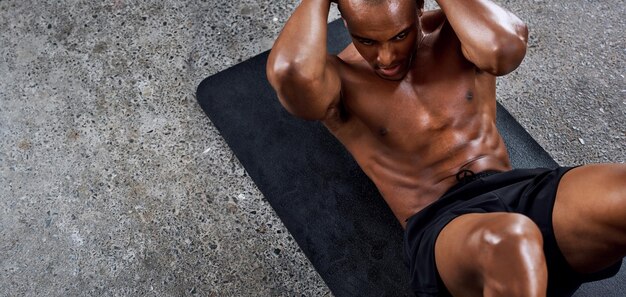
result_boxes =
[266,62,327,121]
[267,55,323,87]
[485,23,529,76]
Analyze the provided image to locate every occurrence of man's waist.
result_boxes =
[446,169,504,195]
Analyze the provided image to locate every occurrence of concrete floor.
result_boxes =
[0,0,623,296]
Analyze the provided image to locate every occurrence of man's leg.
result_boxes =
[435,213,547,297]
[553,163,626,273]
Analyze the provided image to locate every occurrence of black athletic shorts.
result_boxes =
[403,167,623,297]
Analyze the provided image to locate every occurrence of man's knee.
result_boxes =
[472,214,545,271]
[441,213,545,271]
[475,214,547,297]
[442,213,544,258]
[437,213,547,297]
[477,213,543,249]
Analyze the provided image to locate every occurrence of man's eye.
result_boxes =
[359,39,374,46]
[394,32,408,40]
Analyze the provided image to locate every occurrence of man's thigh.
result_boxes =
[553,163,626,273]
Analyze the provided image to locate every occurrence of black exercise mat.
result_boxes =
[197,19,624,297]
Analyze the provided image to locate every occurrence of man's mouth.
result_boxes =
[378,64,402,77]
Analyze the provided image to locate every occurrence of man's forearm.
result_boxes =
[435,0,528,75]
[267,0,332,83]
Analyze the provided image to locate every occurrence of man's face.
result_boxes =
[340,0,420,81]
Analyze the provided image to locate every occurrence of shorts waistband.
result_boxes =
[447,170,503,194]
[404,170,503,223]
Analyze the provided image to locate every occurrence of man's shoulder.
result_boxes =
[323,42,362,81]
[328,46,372,85]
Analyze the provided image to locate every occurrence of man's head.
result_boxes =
[338,0,424,80]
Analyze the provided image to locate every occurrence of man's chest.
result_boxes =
[326,72,495,152]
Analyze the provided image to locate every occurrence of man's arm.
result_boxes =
[266,0,341,121]
[436,0,529,76]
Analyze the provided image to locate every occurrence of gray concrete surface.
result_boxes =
[0,0,623,296]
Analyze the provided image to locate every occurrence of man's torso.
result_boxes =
[322,11,512,227]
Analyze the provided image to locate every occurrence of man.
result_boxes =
[266,0,626,296]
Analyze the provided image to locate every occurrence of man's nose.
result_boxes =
[377,43,396,67]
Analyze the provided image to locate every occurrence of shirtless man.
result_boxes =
[266,0,626,296]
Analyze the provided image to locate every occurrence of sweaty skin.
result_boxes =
[268,0,525,228]
[326,14,511,227]
[268,1,626,295]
